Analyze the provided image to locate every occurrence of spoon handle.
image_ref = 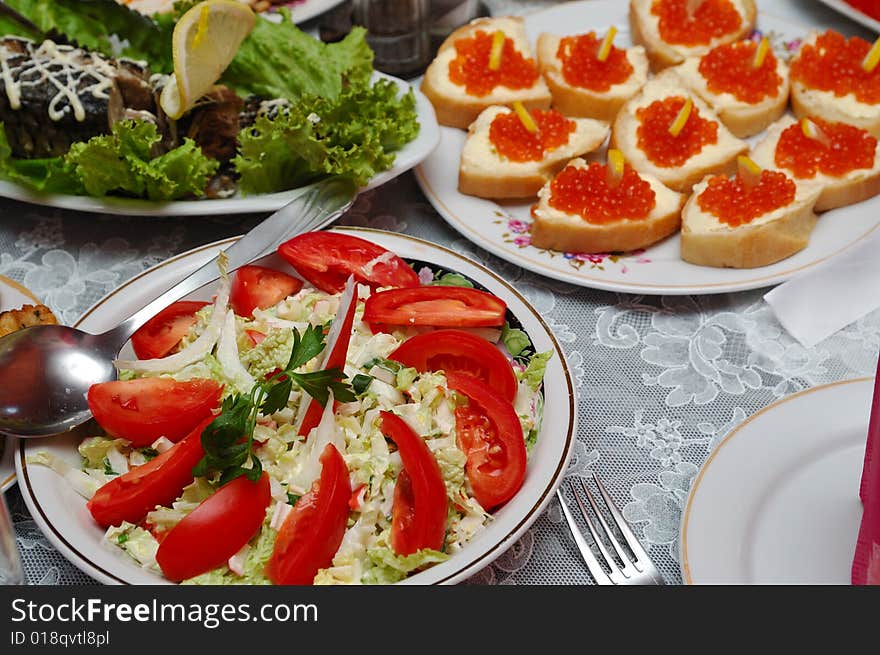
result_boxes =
[101,177,357,350]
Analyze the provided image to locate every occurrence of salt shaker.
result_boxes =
[352,0,432,76]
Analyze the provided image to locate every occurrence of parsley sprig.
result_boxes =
[194,324,356,485]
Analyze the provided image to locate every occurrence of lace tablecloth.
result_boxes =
[3,0,879,586]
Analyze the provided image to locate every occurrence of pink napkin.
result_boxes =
[852,354,880,585]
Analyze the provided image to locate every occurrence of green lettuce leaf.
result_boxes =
[234,80,418,193]
[519,350,553,392]
[65,120,218,200]
[360,547,449,584]
[222,10,373,101]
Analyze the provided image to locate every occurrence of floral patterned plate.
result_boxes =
[0,274,44,492]
[415,1,880,295]
[681,378,872,583]
[17,227,576,585]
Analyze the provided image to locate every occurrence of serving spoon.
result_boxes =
[0,176,357,438]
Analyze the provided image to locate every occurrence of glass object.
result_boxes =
[352,0,431,76]
[0,492,24,585]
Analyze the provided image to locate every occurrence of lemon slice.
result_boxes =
[753,37,770,69]
[668,98,693,137]
[863,36,880,73]
[737,155,762,189]
[597,26,618,63]
[512,101,538,133]
[801,117,831,148]
[606,148,626,187]
[489,30,506,71]
[160,0,256,120]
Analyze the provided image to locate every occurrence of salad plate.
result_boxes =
[0,274,44,492]
[681,378,872,584]
[816,0,880,33]
[415,0,880,295]
[17,227,576,585]
[0,73,440,217]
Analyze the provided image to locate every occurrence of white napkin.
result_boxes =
[764,227,880,348]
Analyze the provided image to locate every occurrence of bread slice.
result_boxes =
[790,32,880,138]
[536,32,650,122]
[673,43,790,138]
[421,16,552,129]
[680,175,822,268]
[751,115,880,212]
[530,157,685,253]
[458,106,609,199]
[630,0,757,70]
[610,70,748,192]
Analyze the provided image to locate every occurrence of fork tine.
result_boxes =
[569,482,623,579]
[555,489,612,585]
[592,473,659,578]
[578,478,640,578]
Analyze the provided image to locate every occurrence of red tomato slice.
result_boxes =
[230,265,303,318]
[364,287,507,328]
[446,372,526,511]
[131,301,209,360]
[267,444,351,585]
[156,473,271,582]
[297,278,358,437]
[87,417,212,528]
[87,378,223,448]
[388,329,518,402]
[380,411,447,556]
[246,329,266,345]
[278,232,419,294]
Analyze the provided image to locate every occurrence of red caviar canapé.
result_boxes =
[650,0,743,48]
[697,170,796,227]
[698,41,781,103]
[449,30,540,96]
[556,32,634,92]
[636,97,719,167]
[489,109,576,162]
[775,118,877,179]
[548,163,656,223]
[790,30,880,104]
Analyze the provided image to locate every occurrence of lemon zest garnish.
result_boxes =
[801,117,832,148]
[512,101,538,133]
[193,4,210,49]
[597,26,618,62]
[753,37,770,68]
[737,155,762,189]
[607,148,626,187]
[489,30,506,71]
[668,97,693,137]
[863,36,880,73]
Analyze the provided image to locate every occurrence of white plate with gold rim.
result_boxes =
[415,0,880,295]
[681,378,872,584]
[0,274,45,492]
[16,227,576,585]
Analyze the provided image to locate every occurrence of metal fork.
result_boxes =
[557,474,665,585]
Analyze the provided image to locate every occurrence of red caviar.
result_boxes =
[636,97,719,167]
[449,30,540,96]
[489,109,576,162]
[790,30,880,104]
[548,163,656,223]
[698,40,782,103]
[775,118,877,179]
[651,0,743,47]
[697,170,796,226]
[557,32,634,92]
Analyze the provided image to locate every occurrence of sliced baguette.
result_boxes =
[610,70,748,192]
[458,106,609,199]
[680,175,822,268]
[790,32,880,138]
[673,43,790,138]
[751,115,880,212]
[421,16,552,130]
[630,0,757,71]
[536,32,649,122]
[530,157,684,253]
